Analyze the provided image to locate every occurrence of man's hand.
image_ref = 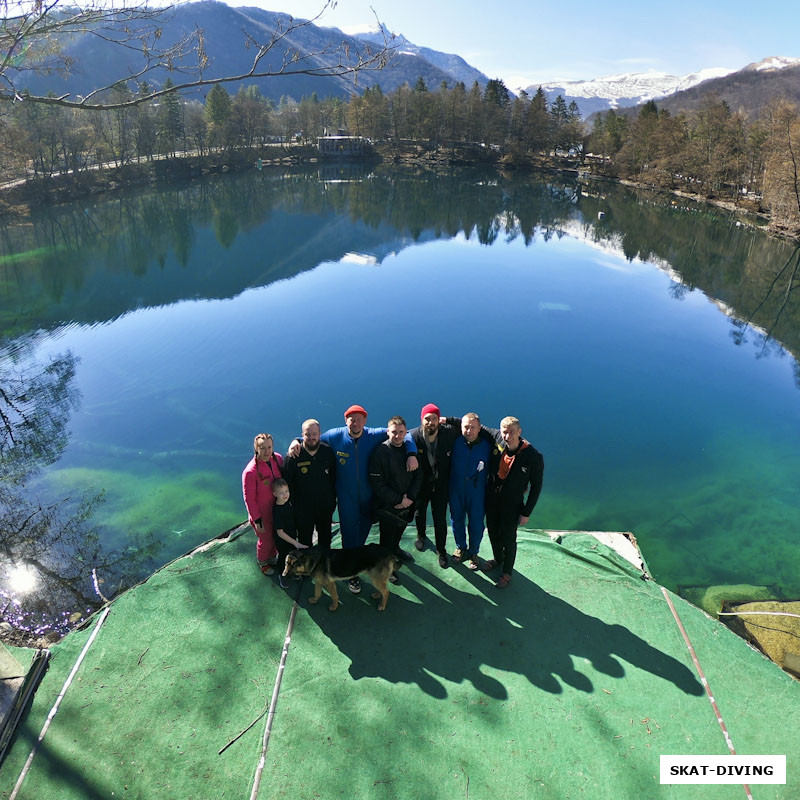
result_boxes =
[406,453,419,472]
[518,515,530,526]
[394,495,414,509]
[288,439,302,458]
[297,542,309,549]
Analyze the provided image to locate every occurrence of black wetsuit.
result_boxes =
[283,442,337,548]
[369,440,423,553]
[410,418,462,555]
[485,439,544,574]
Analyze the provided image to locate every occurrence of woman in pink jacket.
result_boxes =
[242,433,284,574]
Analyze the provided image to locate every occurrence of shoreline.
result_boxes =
[2,143,796,242]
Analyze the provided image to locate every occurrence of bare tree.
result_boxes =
[0,0,393,110]
[763,101,800,231]
[0,345,162,640]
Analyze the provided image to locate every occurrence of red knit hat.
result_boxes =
[344,404,368,418]
[420,403,441,421]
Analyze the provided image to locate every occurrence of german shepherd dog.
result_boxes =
[283,544,401,611]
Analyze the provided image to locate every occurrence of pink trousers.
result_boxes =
[253,525,278,564]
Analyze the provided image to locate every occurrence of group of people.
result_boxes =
[241,403,544,592]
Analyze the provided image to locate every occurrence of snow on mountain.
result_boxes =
[528,67,734,116]
[742,56,800,72]
[342,23,490,89]
[670,67,735,93]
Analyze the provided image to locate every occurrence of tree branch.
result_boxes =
[0,0,396,110]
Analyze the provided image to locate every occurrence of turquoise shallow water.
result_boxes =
[2,166,800,626]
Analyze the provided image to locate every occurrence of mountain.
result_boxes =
[350,24,490,89]
[742,56,800,73]
[530,56,800,120]
[15,1,485,103]
[628,56,800,119]
[526,67,734,117]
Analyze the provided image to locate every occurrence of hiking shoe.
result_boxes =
[414,536,426,552]
[349,577,362,594]
[438,552,448,569]
[278,574,289,589]
[260,563,274,576]
[395,548,413,562]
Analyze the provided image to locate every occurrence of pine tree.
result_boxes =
[156,78,183,156]
[525,87,551,154]
[205,84,232,128]
[484,78,510,108]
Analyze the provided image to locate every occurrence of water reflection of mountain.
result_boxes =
[1,166,798,363]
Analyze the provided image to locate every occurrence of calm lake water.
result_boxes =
[2,164,800,632]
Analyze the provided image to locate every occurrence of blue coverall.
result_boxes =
[321,427,417,548]
[449,436,491,556]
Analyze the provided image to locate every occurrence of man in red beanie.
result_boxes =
[410,403,481,568]
[288,404,418,593]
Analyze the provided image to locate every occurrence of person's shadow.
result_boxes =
[298,558,704,700]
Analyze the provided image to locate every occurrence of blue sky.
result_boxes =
[233,0,800,90]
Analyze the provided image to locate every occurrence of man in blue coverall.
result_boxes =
[289,404,418,593]
[449,412,491,571]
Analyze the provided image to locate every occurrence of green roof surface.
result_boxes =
[1,528,797,799]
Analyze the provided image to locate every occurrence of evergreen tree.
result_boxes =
[205,84,232,149]
[549,94,570,151]
[156,78,183,156]
[525,87,551,154]
[484,78,511,108]
[205,84,232,128]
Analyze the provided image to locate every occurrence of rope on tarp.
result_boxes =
[9,606,111,800]
[250,601,297,800]
[218,580,304,757]
[249,597,300,800]
[661,587,754,800]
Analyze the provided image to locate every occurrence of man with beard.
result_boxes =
[283,418,337,549]
[369,416,423,577]
[484,416,544,588]
[288,404,418,594]
[410,403,464,569]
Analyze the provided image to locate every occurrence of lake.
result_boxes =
[2,164,799,634]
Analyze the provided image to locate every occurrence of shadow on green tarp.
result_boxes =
[0,528,798,800]
[305,558,703,700]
